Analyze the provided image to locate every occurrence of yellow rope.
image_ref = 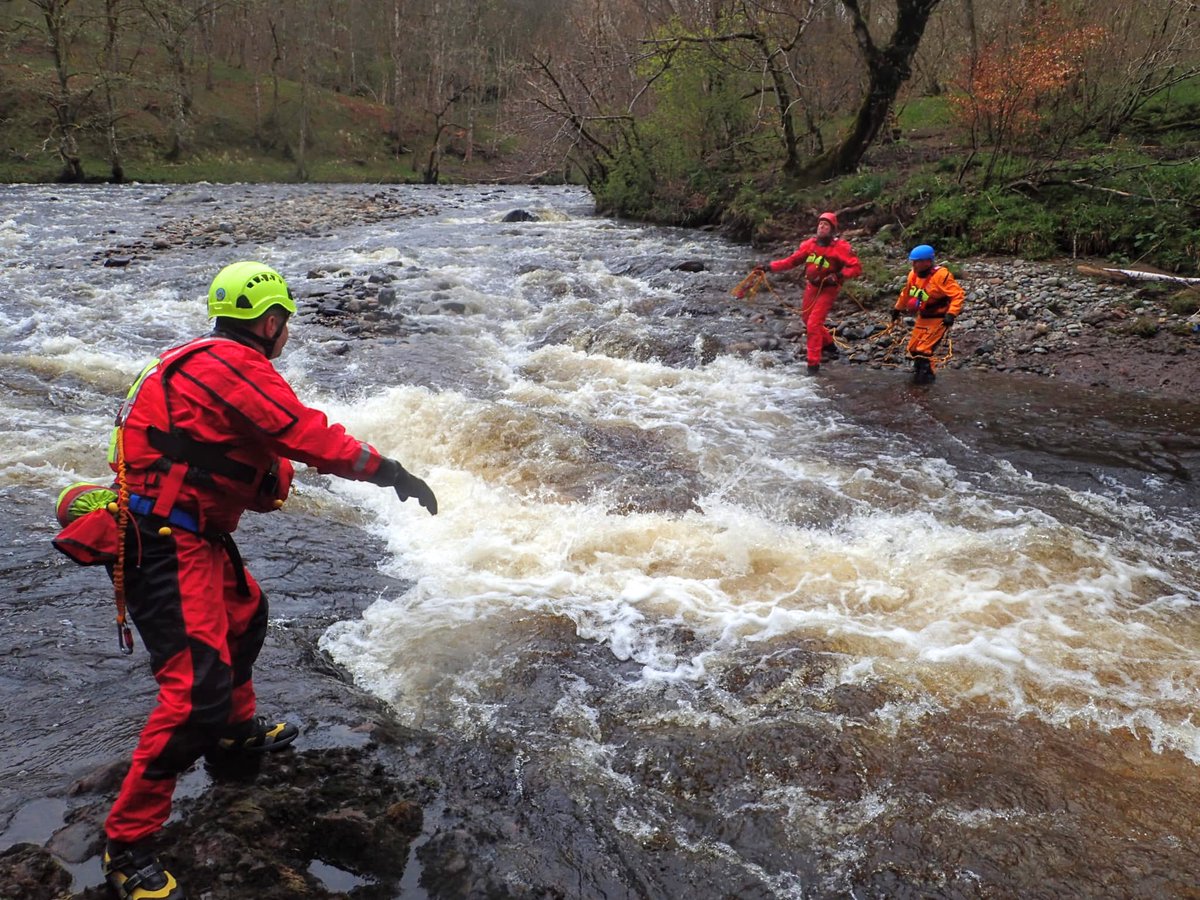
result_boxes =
[875,320,908,368]
[730,268,780,302]
[933,336,953,367]
[899,327,954,368]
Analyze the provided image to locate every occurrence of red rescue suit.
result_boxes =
[894,265,965,373]
[768,237,862,367]
[102,333,388,845]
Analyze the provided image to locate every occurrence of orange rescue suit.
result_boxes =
[894,265,965,370]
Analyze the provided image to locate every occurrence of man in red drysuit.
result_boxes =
[53,260,436,900]
[757,211,862,375]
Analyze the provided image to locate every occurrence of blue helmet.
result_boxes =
[909,244,935,262]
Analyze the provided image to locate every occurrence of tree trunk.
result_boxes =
[391,0,405,157]
[297,56,310,180]
[102,0,125,182]
[36,0,86,182]
[749,31,801,175]
[269,18,282,142]
[799,0,943,182]
[164,38,189,161]
[199,1,215,92]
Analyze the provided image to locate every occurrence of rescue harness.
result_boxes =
[105,338,266,651]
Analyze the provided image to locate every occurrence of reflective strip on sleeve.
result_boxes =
[353,443,374,474]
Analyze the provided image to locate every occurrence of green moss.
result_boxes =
[1168,289,1200,316]
[1126,315,1161,337]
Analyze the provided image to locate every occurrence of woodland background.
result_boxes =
[2,0,1199,272]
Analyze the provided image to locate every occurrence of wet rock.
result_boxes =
[71,747,423,899]
[782,323,805,341]
[694,333,721,365]
[67,760,128,797]
[98,191,435,259]
[46,809,105,864]
[672,260,706,272]
[0,844,72,899]
[501,209,538,222]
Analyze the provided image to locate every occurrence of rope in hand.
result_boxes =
[881,317,954,368]
[113,428,135,655]
[730,268,780,302]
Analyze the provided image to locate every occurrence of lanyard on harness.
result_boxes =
[112,427,135,655]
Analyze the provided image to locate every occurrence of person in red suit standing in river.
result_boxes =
[52,261,438,900]
[757,211,862,376]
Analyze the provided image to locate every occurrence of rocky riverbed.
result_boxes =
[731,255,1199,400]
[72,185,1200,400]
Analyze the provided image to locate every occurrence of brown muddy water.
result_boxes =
[1,183,1198,898]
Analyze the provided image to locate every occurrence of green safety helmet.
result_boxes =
[207,261,297,320]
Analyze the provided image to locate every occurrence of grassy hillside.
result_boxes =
[0,37,512,185]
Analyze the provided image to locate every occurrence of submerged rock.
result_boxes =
[501,209,539,222]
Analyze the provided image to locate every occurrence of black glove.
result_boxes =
[890,309,901,322]
[371,457,438,515]
[943,313,956,327]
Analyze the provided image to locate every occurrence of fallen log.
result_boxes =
[1076,264,1200,286]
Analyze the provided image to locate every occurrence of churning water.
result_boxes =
[4,183,1199,896]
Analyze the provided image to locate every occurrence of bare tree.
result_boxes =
[389,0,408,156]
[99,0,133,181]
[1083,0,1200,139]
[799,0,944,181]
[27,0,87,181]
[137,0,225,160]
